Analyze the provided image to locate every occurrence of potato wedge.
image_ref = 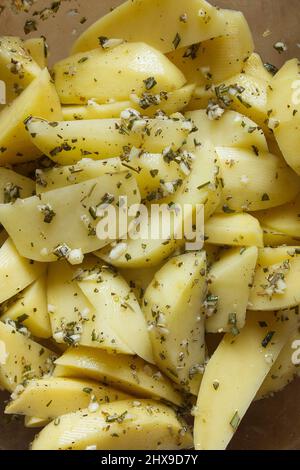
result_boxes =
[0,172,140,262]
[206,246,258,333]
[249,248,300,311]
[205,213,264,247]
[242,52,273,83]
[261,226,300,247]
[24,37,47,69]
[24,416,50,428]
[256,194,300,238]
[26,117,189,165]
[54,43,186,105]
[194,309,298,450]
[36,158,122,194]
[72,0,229,54]
[216,147,300,211]
[0,238,45,303]
[5,377,130,419]
[1,274,51,338]
[120,265,162,303]
[31,399,192,450]
[0,167,35,202]
[0,36,40,105]
[54,346,183,406]
[143,252,207,395]
[62,101,132,121]
[0,68,62,165]
[0,320,56,392]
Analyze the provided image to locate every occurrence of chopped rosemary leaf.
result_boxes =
[262,331,275,348]
[230,411,241,431]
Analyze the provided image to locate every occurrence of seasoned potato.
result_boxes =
[5,377,131,418]
[242,52,273,83]
[0,238,46,303]
[72,0,230,54]
[1,274,51,338]
[216,147,300,212]
[194,309,298,450]
[62,101,132,121]
[0,36,40,106]
[205,213,264,247]
[0,320,56,392]
[24,416,50,428]
[24,37,48,69]
[261,226,300,247]
[255,194,300,239]
[54,346,183,406]
[31,399,192,450]
[0,68,62,165]
[0,172,140,262]
[206,246,258,333]
[26,116,189,165]
[143,252,207,395]
[0,167,35,202]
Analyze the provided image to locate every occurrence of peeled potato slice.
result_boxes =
[143,252,207,395]
[54,346,183,406]
[5,377,131,419]
[205,213,264,247]
[0,168,35,202]
[194,310,298,450]
[62,101,132,121]
[31,399,192,450]
[24,37,48,69]
[0,320,56,392]
[1,274,51,338]
[25,416,50,428]
[256,194,300,239]
[206,246,258,333]
[26,117,188,165]
[0,238,46,304]
[0,173,140,262]
[53,43,186,105]
[72,0,229,54]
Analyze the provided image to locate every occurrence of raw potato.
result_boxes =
[168,11,254,87]
[0,167,35,202]
[242,52,273,83]
[0,320,56,392]
[249,248,300,311]
[255,194,300,239]
[36,158,122,194]
[216,147,300,212]
[206,246,258,333]
[31,399,192,451]
[0,36,40,105]
[194,310,298,450]
[0,238,46,304]
[120,265,162,303]
[53,43,186,105]
[26,117,189,165]
[143,252,207,395]
[72,0,229,54]
[257,328,300,400]
[24,37,48,69]
[5,377,131,418]
[62,101,132,120]
[261,226,300,247]
[1,274,51,338]
[205,213,264,247]
[186,110,268,152]
[48,260,132,355]
[54,346,183,406]
[0,173,141,262]
[24,416,50,428]
[268,59,300,174]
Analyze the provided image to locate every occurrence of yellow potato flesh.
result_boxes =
[205,213,264,247]
[255,194,300,239]
[0,167,35,202]
[24,37,47,69]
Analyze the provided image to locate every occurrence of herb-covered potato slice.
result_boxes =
[5,377,131,419]
[54,346,183,407]
[77,260,154,364]
[0,68,62,165]
[0,172,141,262]
[194,309,298,450]
[24,416,50,428]
[62,101,132,121]
[261,226,300,247]
[53,43,186,105]
[143,252,207,395]
[205,213,264,247]
[185,110,268,152]
[249,247,300,311]
[168,10,254,87]
[0,320,56,392]
[0,238,46,304]
[206,246,258,333]
[0,36,40,106]
[72,0,228,55]
[35,158,122,194]
[1,274,51,338]
[24,37,48,69]
[0,167,35,202]
[255,194,300,239]
[26,116,189,165]
[268,59,300,175]
[31,399,192,450]
[216,147,300,212]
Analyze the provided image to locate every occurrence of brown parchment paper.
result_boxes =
[0,0,300,450]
